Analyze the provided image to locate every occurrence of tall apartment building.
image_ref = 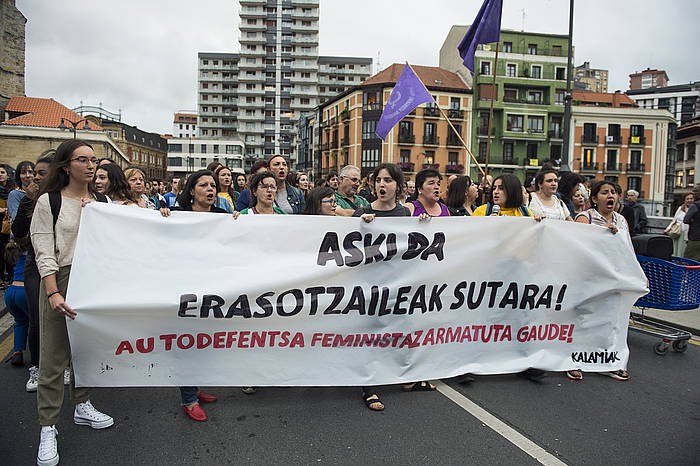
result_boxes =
[197,0,371,169]
[627,81,700,126]
[674,117,699,203]
[173,112,198,138]
[629,68,669,90]
[440,27,570,180]
[574,61,608,93]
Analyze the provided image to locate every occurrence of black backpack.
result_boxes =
[49,191,108,227]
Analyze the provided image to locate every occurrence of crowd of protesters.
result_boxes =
[2,138,699,465]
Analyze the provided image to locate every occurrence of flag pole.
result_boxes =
[405,62,486,178]
[484,42,499,181]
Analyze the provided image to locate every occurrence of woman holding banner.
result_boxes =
[239,171,286,215]
[303,186,337,216]
[406,168,450,217]
[30,139,113,466]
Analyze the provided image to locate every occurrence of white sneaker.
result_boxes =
[26,366,39,392]
[63,368,70,386]
[37,425,59,466]
[74,400,114,429]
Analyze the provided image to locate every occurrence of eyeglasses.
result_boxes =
[321,200,337,206]
[70,156,98,165]
[259,184,277,191]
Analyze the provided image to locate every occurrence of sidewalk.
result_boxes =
[632,306,700,336]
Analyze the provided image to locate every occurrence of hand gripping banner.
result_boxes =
[67,203,647,387]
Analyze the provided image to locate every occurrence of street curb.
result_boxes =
[631,313,700,337]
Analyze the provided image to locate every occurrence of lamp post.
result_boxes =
[58,118,90,138]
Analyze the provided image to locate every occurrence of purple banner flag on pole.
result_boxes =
[375,64,434,140]
[457,0,503,72]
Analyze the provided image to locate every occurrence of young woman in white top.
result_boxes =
[665,193,694,257]
[30,139,114,466]
[528,169,573,221]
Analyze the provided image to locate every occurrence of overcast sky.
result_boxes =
[17,0,700,135]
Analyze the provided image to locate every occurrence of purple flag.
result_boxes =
[375,64,434,140]
[457,0,503,72]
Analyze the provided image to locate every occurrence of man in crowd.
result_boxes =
[163,176,180,208]
[406,180,416,201]
[335,165,369,216]
[683,189,700,261]
[625,189,648,235]
[268,154,305,214]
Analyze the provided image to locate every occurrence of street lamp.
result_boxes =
[58,118,90,138]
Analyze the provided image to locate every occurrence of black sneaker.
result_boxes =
[520,368,546,381]
[11,351,24,367]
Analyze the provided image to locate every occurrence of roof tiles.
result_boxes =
[2,97,103,130]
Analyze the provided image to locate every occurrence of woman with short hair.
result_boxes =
[406,168,450,217]
[235,159,268,211]
[239,171,286,215]
[446,175,478,216]
[124,167,155,209]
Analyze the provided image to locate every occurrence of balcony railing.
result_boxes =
[398,162,414,172]
[446,164,465,174]
[581,135,599,145]
[423,135,439,145]
[548,129,563,139]
[422,163,440,170]
[446,138,462,147]
[628,136,646,145]
[341,110,350,121]
[503,96,548,105]
[604,163,622,172]
[363,103,382,111]
[423,107,440,117]
[605,135,622,145]
[626,163,645,172]
[448,109,464,119]
[398,133,416,144]
[581,162,599,171]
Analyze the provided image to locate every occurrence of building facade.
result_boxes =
[166,137,245,177]
[440,27,570,180]
[674,117,700,204]
[315,64,472,181]
[574,61,608,93]
[197,0,371,169]
[568,92,676,215]
[627,81,700,126]
[629,68,669,90]
[173,112,198,138]
[0,0,26,112]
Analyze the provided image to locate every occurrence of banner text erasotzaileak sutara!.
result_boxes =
[67,203,647,387]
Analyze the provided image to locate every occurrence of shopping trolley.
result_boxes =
[631,254,699,355]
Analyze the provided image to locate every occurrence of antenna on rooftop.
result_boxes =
[521,8,526,31]
[376,51,381,74]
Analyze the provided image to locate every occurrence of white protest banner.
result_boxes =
[67,203,647,387]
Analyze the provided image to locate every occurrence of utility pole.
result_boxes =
[561,0,574,172]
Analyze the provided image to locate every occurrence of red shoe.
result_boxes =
[197,390,218,403]
[182,403,208,421]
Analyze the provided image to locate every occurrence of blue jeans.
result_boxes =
[5,285,28,353]
[180,387,199,405]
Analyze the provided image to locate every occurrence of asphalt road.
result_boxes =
[1,331,698,465]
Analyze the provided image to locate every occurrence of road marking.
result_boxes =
[433,380,567,466]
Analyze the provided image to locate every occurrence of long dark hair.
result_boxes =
[589,180,617,209]
[249,171,276,208]
[446,175,472,209]
[39,139,96,196]
[214,165,238,203]
[372,163,405,201]
[97,163,137,204]
[493,173,523,208]
[14,160,35,188]
[557,171,586,200]
[177,170,216,210]
[303,186,335,215]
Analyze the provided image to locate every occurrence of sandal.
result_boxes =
[402,381,436,392]
[566,370,583,380]
[362,391,385,411]
[606,369,629,381]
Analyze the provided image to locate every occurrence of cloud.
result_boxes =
[17,0,700,135]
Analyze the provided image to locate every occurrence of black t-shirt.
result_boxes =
[171,205,228,213]
[352,203,410,217]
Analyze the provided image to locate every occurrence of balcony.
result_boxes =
[503,96,548,105]
[628,136,646,146]
[604,163,622,172]
[448,109,464,119]
[446,164,465,174]
[399,162,415,172]
[548,129,563,139]
[422,163,440,170]
[446,138,462,147]
[341,137,349,146]
[423,107,440,118]
[580,161,599,172]
[363,103,382,112]
[423,135,439,146]
[581,135,599,145]
[605,135,622,145]
[341,109,350,121]
[626,163,646,173]
[321,142,329,151]
[398,133,416,144]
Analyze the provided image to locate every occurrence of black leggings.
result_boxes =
[25,261,41,367]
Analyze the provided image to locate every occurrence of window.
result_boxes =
[362,120,377,139]
[506,63,516,77]
[213,145,219,154]
[675,170,684,188]
[582,148,594,167]
[450,97,461,110]
[677,143,685,162]
[531,65,542,79]
[200,144,207,154]
[363,90,381,110]
[527,90,543,103]
[528,116,544,133]
[555,89,566,105]
[556,67,566,80]
[630,150,642,167]
[527,143,538,158]
[502,41,512,53]
[480,61,491,75]
[478,142,488,160]
[400,149,411,163]
[398,120,413,137]
[448,124,461,145]
[504,88,517,101]
[550,145,562,161]
[503,142,514,163]
[552,45,563,56]
[506,114,524,132]
[630,124,644,137]
[424,122,437,142]
[361,148,380,169]
[424,151,435,165]
[528,44,537,54]
[606,149,617,170]
[627,176,641,192]
[448,152,459,165]
[583,123,597,142]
